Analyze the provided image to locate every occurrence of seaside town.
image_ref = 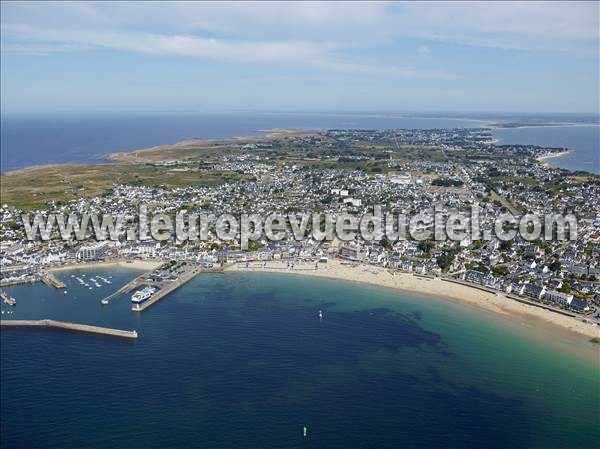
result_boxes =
[3,2,600,448]
[1,128,599,329]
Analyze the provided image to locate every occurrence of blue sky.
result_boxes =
[1,1,598,115]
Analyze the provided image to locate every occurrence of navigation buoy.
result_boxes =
[303,426,308,438]
[318,310,323,320]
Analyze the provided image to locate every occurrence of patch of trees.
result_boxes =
[437,249,458,271]
[492,265,509,276]
[560,282,572,294]
[432,178,464,187]
[548,259,561,272]
[418,240,435,254]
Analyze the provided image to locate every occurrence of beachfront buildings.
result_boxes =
[544,290,573,306]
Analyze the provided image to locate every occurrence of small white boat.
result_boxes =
[318,310,323,319]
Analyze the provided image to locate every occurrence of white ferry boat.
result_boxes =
[131,286,157,304]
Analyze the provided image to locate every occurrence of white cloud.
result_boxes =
[0,43,91,56]
[1,1,597,74]
[1,23,452,78]
[1,24,329,63]
[3,1,597,47]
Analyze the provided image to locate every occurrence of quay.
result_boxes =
[99,265,171,306]
[100,261,223,312]
[40,272,66,289]
[100,276,145,305]
[132,266,202,312]
[0,319,138,339]
[0,277,37,287]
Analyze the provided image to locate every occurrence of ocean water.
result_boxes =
[492,125,599,174]
[2,113,598,173]
[1,269,598,449]
[0,113,481,171]
[2,113,598,174]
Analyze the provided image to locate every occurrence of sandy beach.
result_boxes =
[44,257,599,339]
[535,150,571,167]
[226,259,600,340]
[49,259,162,273]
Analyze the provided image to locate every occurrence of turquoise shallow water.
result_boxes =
[1,269,599,449]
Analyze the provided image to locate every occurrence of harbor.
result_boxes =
[0,319,138,339]
[0,260,223,326]
[100,261,223,312]
[0,267,66,289]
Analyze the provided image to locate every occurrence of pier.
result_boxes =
[0,277,37,287]
[40,272,66,289]
[132,266,202,312]
[0,319,138,339]
[99,265,169,306]
[100,276,145,305]
[100,261,221,312]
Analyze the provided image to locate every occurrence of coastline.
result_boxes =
[49,259,161,273]
[3,121,597,174]
[106,128,316,164]
[2,162,98,176]
[3,129,315,175]
[535,149,572,167]
[225,260,600,340]
[484,122,600,129]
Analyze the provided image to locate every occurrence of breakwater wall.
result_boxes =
[1,319,138,339]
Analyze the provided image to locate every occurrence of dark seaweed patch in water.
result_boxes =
[411,310,424,321]
[152,295,528,449]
